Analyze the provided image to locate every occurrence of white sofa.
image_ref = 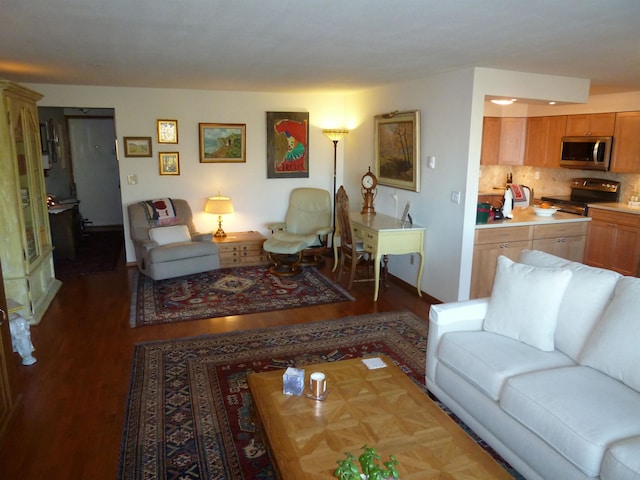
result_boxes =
[426,250,640,480]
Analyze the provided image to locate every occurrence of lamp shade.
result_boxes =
[323,129,349,142]
[205,196,234,215]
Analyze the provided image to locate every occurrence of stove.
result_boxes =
[541,178,621,216]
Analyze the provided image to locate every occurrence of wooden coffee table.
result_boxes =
[247,355,512,479]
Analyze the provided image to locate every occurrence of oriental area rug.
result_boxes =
[129,265,354,327]
[118,311,522,480]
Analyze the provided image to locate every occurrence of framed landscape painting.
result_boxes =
[266,111,309,179]
[123,137,152,157]
[199,123,246,163]
[374,110,420,192]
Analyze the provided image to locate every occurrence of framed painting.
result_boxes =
[199,123,246,163]
[159,152,180,175]
[266,111,309,179]
[123,136,152,157]
[374,110,420,192]
[157,119,178,144]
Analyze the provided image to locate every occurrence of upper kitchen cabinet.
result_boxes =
[481,117,526,166]
[524,115,567,168]
[565,113,615,136]
[0,80,61,324]
[610,111,640,173]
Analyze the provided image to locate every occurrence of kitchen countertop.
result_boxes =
[476,207,591,229]
[588,202,640,215]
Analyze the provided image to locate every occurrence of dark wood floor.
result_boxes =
[0,252,434,480]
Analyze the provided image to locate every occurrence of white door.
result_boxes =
[68,117,122,226]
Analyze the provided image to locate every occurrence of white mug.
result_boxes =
[310,372,326,397]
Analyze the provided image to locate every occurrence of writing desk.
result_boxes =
[334,211,425,301]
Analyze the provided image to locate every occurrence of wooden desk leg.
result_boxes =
[373,254,381,301]
[416,252,424,297]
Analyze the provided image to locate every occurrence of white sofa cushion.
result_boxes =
[580,276,640,392]
[602,436,640,480]
[520,249,621,361]
[438,331,575,400]
[483,256,572,351]
[501,366,640,477]
[148,225,191,246]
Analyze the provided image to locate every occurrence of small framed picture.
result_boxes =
[199,123,246,163]
[159,152,180,175]
[123,136,152,157]
[157,119,178,144]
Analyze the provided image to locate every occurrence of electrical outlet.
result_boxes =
[535,171,540,180]
[127,174,138,185]
[451,191,461,204]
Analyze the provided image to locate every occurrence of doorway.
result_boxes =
[39,107,122,228]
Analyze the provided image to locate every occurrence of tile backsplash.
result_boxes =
[479,165,640,203]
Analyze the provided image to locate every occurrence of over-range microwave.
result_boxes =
[560,136,613,171]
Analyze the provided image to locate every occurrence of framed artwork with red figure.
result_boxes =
[266,111,309,179]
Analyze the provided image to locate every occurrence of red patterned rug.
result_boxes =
[129,266,354,327]
[118,312,522,480]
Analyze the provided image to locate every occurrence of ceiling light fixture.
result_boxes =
[490,99,516,105]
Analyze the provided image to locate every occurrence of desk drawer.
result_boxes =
[354,225,378,251]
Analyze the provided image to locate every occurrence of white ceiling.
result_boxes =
[1,0,639,95]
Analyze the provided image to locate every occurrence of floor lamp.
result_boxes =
[323,129,349,249]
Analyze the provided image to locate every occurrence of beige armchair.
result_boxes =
[263,188,333,275]
[128,198,220,280]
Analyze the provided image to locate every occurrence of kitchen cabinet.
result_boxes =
[610,111,640,173]
[0,80,61,324]
[471,226,532,298]
[565,113,615,136]
[480,117,526,166]
[532,222,587,263]
[584,208,640,276]
[480,117,501,165]
[524,115,567,167]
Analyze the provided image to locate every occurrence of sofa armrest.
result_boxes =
[426,297,489,385]
[136,239,159,252]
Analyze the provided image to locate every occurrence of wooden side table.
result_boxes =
[213,231,268,267]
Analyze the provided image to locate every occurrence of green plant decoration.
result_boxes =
[334,445,399,480]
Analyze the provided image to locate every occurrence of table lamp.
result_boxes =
[205,194,234,237]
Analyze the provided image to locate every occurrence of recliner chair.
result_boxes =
[128,198,220,280]
[263,188,333,275]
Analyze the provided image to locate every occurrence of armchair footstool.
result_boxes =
[263,238,307,276]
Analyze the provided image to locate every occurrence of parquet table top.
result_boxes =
[247,355,512,479]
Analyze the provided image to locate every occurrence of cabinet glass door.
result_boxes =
[14,109,47,263]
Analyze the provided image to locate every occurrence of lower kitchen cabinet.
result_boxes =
[584,209,640,276]
[532,222,587,263]
[471,220,589,299]
[471,226,532,299]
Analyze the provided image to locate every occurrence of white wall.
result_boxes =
[28,84,347,263]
